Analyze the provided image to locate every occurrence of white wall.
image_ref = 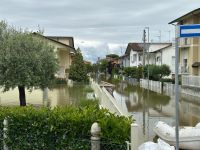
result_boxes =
[123,56,130,68]
[162,46,175,74]
[130,50,143,67]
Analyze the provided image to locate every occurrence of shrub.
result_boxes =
[144,64,171,81]
[160,78,174,83]
[123,66,143,80]
[0,106,133,149]
[55,78,67,84]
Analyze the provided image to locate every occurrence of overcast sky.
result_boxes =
[0,0,199,62]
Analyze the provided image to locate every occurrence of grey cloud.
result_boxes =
[0,0,199,62]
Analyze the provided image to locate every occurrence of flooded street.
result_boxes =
[110,80,200,141]
[0,84,90,107]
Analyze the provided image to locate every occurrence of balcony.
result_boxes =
[182,75,200,88]
[179,38,191,48]
[179,65,189,74]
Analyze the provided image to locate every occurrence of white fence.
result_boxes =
[140,79,162,93]
[91,79,142,149]
[182,75,200,88]
[124,77,138,86]
[91,79,127,116]
[162,82,175,96]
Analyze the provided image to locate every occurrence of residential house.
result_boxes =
[125,42,175,74]
[119,54,130,68]
[33,33,76,79]
[169,8,200,76]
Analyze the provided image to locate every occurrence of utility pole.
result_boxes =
[142,29,146,136]
[143,30,146,67]
[145,27,150,140]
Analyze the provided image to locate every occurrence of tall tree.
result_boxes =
[0,21,58,106]
[69,48,88,82]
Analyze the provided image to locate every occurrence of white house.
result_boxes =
[125,43,175,75]
[119,54,130,68]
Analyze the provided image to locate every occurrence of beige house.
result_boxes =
[33,33,76,79]
[169,8,200,76]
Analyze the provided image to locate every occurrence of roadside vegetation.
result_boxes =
[0,103,133,149]
[69,48,88,83]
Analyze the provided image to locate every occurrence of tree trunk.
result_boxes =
[18,86,26,106]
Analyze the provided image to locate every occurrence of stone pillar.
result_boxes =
[131,123,140,150]
[91,122,101,150]
[3,118,8,150]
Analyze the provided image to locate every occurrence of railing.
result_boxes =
[182,75,200,88]
[179,65,189,74]
[91,79,127,116]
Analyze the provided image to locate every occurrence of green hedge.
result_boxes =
[0,106,132,149]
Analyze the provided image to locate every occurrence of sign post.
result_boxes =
[175,25,180,150]
[174,24,200,150]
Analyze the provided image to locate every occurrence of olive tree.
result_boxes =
[0,21,58,106]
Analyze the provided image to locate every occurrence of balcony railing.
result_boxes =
[182,75,200,88]
[179,65,189,74]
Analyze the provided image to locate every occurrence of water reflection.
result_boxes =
[0,84,88,107]
[109,80,200,141]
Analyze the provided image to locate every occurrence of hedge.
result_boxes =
[0,105,132,149]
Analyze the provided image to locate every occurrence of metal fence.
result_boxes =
[182,75,200,88]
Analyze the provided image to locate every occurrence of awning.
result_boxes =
[192,62,200,67]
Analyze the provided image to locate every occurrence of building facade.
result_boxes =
[124,43,175,75]
[169,8,200,76]
[34,33,76,79]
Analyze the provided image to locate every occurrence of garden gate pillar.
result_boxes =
[131,123,140,150]
[3,118,8,150]
[91,122,101,150]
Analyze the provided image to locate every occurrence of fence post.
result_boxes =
[91,122,101,150]
[3,118,8,150]
[131,123,140,150]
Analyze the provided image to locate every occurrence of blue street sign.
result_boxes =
[180,24,200,38]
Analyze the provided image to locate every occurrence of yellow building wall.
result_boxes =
[180,15,200,75]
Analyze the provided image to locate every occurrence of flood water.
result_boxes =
[0,84,90,107]
[109,80,200,142]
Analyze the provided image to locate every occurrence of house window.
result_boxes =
[138,54,142,61]
[156,56,161,62]
[172,56,175,66]
[183,59,187,67]
[132,54,137,63]
[184,38,188,45]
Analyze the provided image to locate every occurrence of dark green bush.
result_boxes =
[55,78,67,84]
[0,106,132,149]
[123,66,143,80]
[160,78,174,83]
